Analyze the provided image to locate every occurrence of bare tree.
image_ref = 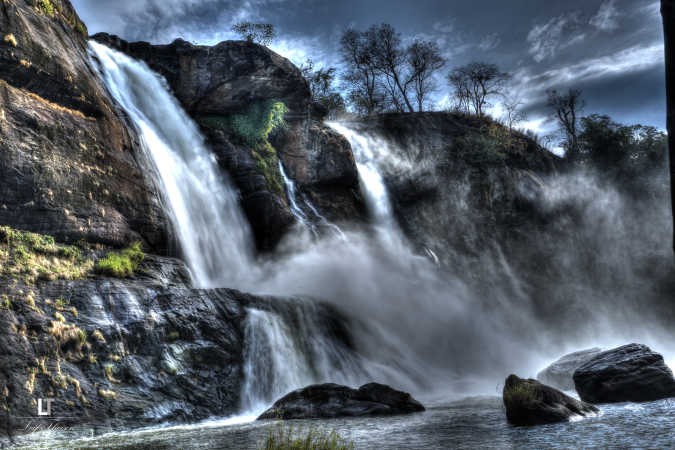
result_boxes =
[547,88,585,158]
[367,24,414,113]
[407,40,445,112]
[502,96,528,130]
[447,62,510,117]
[231,22,276,46]
[339,28,383,115]
[340,24,445,114]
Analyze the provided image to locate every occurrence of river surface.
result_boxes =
[7,395,675,449]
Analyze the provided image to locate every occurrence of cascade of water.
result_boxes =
[277,160,315,234]
[240,301,367,414]
[89,43,376,414]
[88,42,672,419]
[326,122,397,228]
[88,42,255,288]
[278,160,344,239]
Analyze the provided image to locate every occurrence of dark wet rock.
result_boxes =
[257,382,424,420]
[92,33,365,250]
[573,343,675,403]
[537,348,603,391]
[503,374,598,426]
[0,0,169,252]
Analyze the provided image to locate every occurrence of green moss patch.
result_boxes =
[198,100,288,199]
[95,242,144,278]
[0,226,92,284]
[37,0,55,17]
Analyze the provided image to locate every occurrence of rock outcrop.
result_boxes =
[348,112,561,266]
[537,348,602,391]
[91,33,365,250]
[503,374,598,426]
[257,382,425,420]
[0,258,245,434]
[0,248,360,437]
[0,0,168,251]
[573,343,675,403]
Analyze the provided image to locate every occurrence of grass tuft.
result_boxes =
[95,242,144,278]
[259,425,353,450]
[0,226,92,284]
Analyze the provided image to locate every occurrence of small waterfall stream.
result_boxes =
[278,159,345,239]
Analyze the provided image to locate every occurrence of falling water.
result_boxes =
[278,160,316,235]
[327,122,395,228]
[89,43,375,413]
[88,42,675,424]
[278,159,345,239]
[89,42,255,288]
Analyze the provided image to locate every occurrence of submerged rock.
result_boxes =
[503,375,598,426]
[537,348,602,391]
[573,343,675,403]
[257,382,425,419]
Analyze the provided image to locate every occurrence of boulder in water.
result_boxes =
[503,374,598,426]
[573,343,675,403]
[537,348,602,391]
[257,382,425,419]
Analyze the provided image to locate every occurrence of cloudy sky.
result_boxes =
[72,0,665,135]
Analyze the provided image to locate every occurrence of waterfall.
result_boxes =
[87,42,668,418]
[278,160,345,239]
[327,122,396,228]
[89,42,255,288]
[278,160,316,235]
[240,300,366,414]
[89,43,376,414]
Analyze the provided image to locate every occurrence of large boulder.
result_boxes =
[573,343,675,403]
[257,382,425,420]
[537,348,602,391]
[92,33,365,250]
[503,374,598,426]
[0,0,168,251]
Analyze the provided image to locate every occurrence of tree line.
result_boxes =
[233,22,515,120]
[233,21,668,178]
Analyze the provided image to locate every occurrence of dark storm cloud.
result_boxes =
[71,0,665,132]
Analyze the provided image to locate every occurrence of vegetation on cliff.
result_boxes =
[95,242,145,278]
[0,226,91,284]
[199,100,289,197]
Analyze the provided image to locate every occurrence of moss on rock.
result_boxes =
[0,226,92,284]
[95,241,144,278]
[198,100,288,199]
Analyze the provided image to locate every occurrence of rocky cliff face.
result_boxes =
[0,0,169,252]
[349,112,561,263]
[91,33,365,250]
